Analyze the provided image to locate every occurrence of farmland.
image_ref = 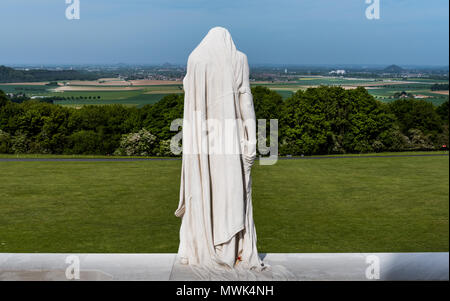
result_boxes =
[259,77,449,104]
[1,76,448,107]
[0,80,184,108]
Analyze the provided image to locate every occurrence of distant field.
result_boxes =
[367,83,449,105]
[0,152,448,253]
[1,76,448,105]
[52,87,182,108]
[0,84,50,95]
[431,90,449,96]
[0,81,183,107]
[254,78,449,104]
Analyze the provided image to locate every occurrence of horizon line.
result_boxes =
[1,63,449,68]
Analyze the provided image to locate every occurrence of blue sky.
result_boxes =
[0,0,448,66]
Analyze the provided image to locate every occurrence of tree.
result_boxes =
[0,129,11,153]
[279,86,395,155]
[251,86,284,121]
[436,100,449,147]
[436,100,449,124]
[0,87,446,156]
[68,130,102,154]
[0,90,10,108]
[389,98,442,133]
[141,94,184,141]
[388,98,443,148]
[280,87,333,155]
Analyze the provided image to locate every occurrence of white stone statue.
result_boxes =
[174,27,264,271]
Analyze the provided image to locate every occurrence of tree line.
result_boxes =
[0,65,110,83]
[431,83,449,91]
[0,86,448,156]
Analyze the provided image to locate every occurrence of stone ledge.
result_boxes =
[0,253,448,281]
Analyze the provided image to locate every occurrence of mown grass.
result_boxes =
[0,153,448,253]
[0,151,447,159]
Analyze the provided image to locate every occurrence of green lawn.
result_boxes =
[0,154,448,253]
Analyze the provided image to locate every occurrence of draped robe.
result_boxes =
[175,27,262,270]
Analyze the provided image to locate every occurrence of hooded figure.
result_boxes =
[175,27,263,270]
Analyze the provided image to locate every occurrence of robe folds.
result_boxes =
[174,27,263,270]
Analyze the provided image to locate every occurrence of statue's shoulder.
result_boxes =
[187,51,211,70]
[236,51,248,64]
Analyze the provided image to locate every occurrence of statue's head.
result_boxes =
[207,26,230,36]
[195,27,237,60]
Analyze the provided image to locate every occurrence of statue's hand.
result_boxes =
[243,140,256,174]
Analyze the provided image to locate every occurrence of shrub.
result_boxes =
[0,129,11,153]
[11,131,30,154]
[156,139,174,157]
[407,128,434,150]
[114,129,156,156]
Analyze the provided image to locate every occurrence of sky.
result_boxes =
[0,0,448,66]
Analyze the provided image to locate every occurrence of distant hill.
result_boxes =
[0,65,107,83]
[383,64,404,73]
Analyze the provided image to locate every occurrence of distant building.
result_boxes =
[399,91,408,98]
[329,70,346,75]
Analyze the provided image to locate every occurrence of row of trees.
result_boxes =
[431,83,449,91]
[0,65,109,83]
[0,87,448,156]
[278,87,448,154]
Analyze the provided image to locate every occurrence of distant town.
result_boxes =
[1,63,448,108]
[1,63,448,84]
